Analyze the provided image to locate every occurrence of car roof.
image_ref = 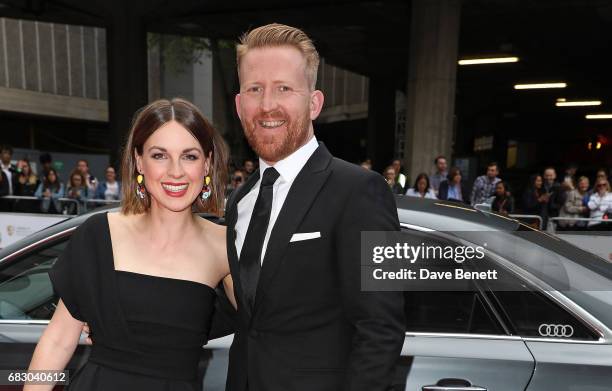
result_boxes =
[395,196,520,231]
[1,198,517,261]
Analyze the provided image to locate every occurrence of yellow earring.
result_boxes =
[136,174,146,199]
[201,176,212,200]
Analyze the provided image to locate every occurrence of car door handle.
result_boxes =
[423,378,487,391]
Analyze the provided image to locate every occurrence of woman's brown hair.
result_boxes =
[120,98,229,216]
[68,168,86,188]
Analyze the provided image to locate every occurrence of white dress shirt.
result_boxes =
[235,136,319,265]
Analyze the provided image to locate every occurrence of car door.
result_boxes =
[0,231,90,382]
[395,228,535,391]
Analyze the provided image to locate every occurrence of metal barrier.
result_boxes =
[473,203,491,212]
[508,214,544,230]
[85,199,121,208]
[548,217,611,233]
[1,195,82,215]
[474,203,544,230]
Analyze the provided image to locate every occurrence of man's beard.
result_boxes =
[242,109,311,163]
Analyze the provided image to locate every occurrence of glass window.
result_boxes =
[0,239,68,320]
[493,289,599,340]
[405,290,504,334]
[400,229,504,334]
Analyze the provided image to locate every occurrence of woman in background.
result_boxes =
[437,167,468,204]
[559,176,590,229]
[34,168,64,214]
[94,165,122,201]
[522,174,549,229]
[587,178,612,230]
[65,169,89,214]
[13,159,40,212]
[405,173,436,199]
[491,181,514,216]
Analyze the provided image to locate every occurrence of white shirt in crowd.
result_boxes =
[405,188,437,199]
[587,192,612,226]
[104,181,120,200]
[235,136,319,265]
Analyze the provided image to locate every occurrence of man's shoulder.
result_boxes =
[329,156,380,182]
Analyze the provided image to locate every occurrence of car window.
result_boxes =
[0,239,68,320]
[493,289,599,341]
[405,291,504,334]
[399,229,504,335]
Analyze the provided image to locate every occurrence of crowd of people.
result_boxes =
[2,142,611,229]
[0,145,121,214]
[376,155,612,230]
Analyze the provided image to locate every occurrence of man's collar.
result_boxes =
[259,136,319,183]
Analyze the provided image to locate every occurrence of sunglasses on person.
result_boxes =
[233,176,243,182]
[597,183,607,188]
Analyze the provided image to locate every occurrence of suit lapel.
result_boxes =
[252,144,333,316]
[226,169,260,315]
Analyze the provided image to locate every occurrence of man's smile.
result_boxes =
[258,120,286,129]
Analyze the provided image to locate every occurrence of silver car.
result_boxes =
[1,198,611,390]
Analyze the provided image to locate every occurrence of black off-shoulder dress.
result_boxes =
[48,212,216,390]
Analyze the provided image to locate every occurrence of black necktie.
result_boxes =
[240,167,280,311]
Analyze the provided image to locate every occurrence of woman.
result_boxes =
[437,167,468,204]
[26,99,234,391]
[383,165,404,195]
[34,168,64,214]
[558,176,590,229]
[13,159,40,212]
[65,169,89,214]
[587,178,612,230]
[405,173,436,199]
[14,159,40,196]
[491,181,514,216]
[94,166,122,201]
[522,174,549,228]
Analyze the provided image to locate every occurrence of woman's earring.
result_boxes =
[136,174,146,199]
[201,176,212,200]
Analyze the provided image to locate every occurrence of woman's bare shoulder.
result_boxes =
[196,217,228,265]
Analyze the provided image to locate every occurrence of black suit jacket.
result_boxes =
[223,143,405,391]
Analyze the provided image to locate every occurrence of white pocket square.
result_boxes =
[290,232,321,242]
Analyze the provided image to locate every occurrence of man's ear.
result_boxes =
[309,90,324,121]
[235,93,242,120]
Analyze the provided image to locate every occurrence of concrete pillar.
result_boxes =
[367,75,396,172]
[404,0,461,182]
[106,3,148,166]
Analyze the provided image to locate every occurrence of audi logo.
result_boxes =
[538,324,574,338]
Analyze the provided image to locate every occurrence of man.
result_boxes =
[0,145,16,195]
[391,159,406,189]
[76,159,98,194]
[542,167,564,219]
[470,162,501,205]
[225,23,405,391]
[430,155,448,195]
[242,159,256,178]
[226,168,247,198]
